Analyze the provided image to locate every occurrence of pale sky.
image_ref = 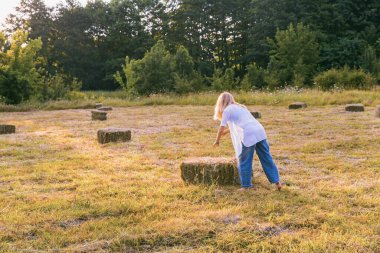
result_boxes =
[0,0,89,28]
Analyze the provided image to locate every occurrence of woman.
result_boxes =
[213,92,282,191]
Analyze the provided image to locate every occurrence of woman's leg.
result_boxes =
[238,144,255,188]
[255,139,280,184]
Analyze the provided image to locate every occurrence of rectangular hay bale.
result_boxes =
[92,110,107,121]
[345,104,364,112]
[250,111,262,119]
[180,157,240,185]
[289,102,307,110]
[97,128,131,144]
[0,125,16,135]
[98,106,113,111]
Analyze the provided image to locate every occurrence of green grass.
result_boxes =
[0,105,379,252]
[1,88,380,112]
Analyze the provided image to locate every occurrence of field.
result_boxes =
[0,102,380,251]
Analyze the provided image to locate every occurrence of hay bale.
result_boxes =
[289,102,307,110]
[95,103,103,109]
[0,125,16,135]
[251,111,262,119]
[98,106,113,111]
[91,110,107,121]
[180,157,240,185]
[345,104,364,112]
[97,128,131,144]
[375,105,380,118]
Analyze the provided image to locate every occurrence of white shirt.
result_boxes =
[220,104,267,158]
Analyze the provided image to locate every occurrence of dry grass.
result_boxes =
[0,105,379,252]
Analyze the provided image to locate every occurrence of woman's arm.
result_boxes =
[222,128,230,135]
[213,126,227,146]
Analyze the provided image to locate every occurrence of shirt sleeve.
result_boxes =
[220,109,230,127]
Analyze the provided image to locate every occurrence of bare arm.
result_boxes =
[222,128,230,135]
[213,126,227,146]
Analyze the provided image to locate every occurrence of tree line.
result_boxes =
[0,0,379,104]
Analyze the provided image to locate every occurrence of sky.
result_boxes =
[0,0,89,27]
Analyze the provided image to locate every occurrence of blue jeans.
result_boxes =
[238,139,280,188]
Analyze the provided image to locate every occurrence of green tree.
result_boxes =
[103,0,156,85]
[360,45,380,79]
[49,0,158,90]
[173,45,204,93]
[167,0,252,76]
[211,68,238,91]
[115,40,174,95]
[137,40,174,94]
[115,42,203,95]
[268,23,319,87]
[0,30,42,104]
[5,0,54,73]
[174,45,194,79]
[114,56,138,95]
[4,0,380,94]
[51,1,103,90]
[241,62,266,90]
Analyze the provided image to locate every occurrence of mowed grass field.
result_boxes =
[0,104,379,252]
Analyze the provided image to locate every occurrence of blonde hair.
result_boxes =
[213,92,245,121]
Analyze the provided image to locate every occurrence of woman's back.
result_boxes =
[224,104,256,127]
[221,104,267,147]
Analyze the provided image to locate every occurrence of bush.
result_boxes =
[174,72,204,94]
[66,91,87,101]
[211,68,238,91]
[241,63,266,90]
[0,69,32,104]
[173,74,193,94]
[115,41,201,95]
[114,56,138,95]
[174,46,194,79]
[314,67,375,91]
[360,45,380,82]
[37,74,82,101]
[263,70,280,90]
[0,30,42,104]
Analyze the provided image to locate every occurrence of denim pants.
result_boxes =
[238,139,280,188]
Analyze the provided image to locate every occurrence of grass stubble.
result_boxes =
[0,104,379,252]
